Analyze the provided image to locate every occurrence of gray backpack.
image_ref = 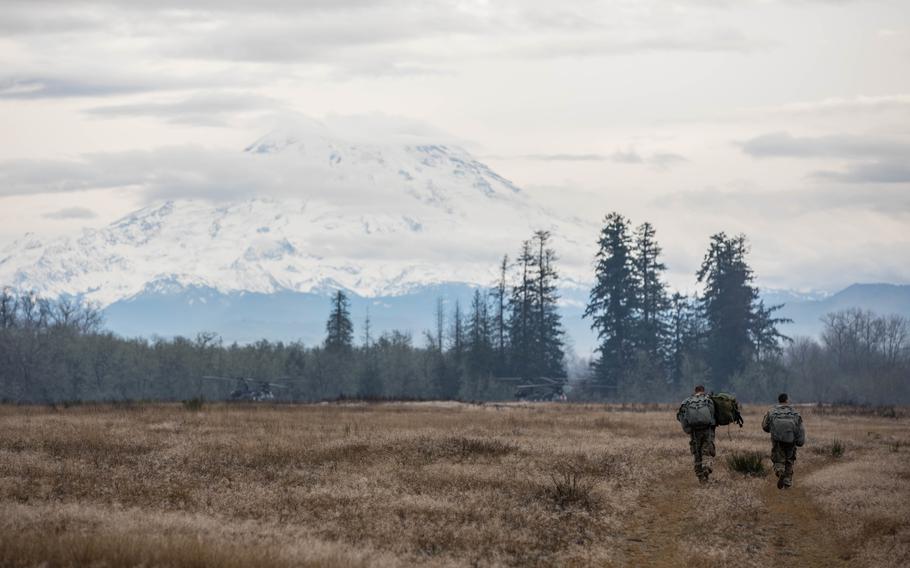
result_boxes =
[683,396,715,430]
[770,408,804,446]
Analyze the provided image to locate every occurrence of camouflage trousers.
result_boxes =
[771,441,797,487]
[689,427,716,480]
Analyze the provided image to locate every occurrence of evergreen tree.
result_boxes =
[696,233,759,391]
[667,292,689,389]
[666,292,708,393]
[508,240,535,379]
[467,290,493,374]
[462,290,494,398]
[358,307,382,397]
[324,290,354,352]
[450,300,466,362]
[632,222,670,357]
[751,300,791,361]
[490,255,510,376]
[531,230,566,379]
[585,213,637,395]
[507,232,565,381]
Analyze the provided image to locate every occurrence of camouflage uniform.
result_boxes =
[762,404,806,488]
[689,426,716,481]
[677,394,716,482]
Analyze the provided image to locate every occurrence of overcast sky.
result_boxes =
[1,0,909,293]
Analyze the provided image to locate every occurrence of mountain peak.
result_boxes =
[0,128,566,307]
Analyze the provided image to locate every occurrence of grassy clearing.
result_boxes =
[0,402,907,567]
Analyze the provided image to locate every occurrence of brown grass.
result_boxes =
[0,402,907,567]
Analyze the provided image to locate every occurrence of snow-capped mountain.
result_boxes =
[0,124,586,308]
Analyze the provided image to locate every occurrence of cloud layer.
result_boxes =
[1,0,909,294]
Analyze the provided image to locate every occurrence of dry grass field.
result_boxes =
[0,401,908,567]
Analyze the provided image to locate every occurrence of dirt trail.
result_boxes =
[622,460,851,567]
[755,469,851,566]
[621,463,691,567]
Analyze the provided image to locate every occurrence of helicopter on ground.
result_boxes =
[201,376,304,401]
[494,376,568,401]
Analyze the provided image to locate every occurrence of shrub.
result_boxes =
[814,439,846,458]
[829,439,845,458]
[543,465,597,509]
[726,451,767,477]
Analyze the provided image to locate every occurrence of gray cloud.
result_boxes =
[0,114,468,200]
[523,154,608,162]
[813,161,910,184]
[752,95,910,116]
[0,77,155,99]
[610,150,643,164]
[649,153,687,171]
[0,147,275,199]
[0,7,105,36]
[84,92,280,126]
[0,0,764,83]
[739,132,910,159]
[656,185,910,219]
[513,150,687,170]
[43,207,98,219]
[516,28,767,59]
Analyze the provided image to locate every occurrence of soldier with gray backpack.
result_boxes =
[676,385,718,483]
[762,393,806,489]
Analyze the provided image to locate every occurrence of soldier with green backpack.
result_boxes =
[677,386,745,483]
[676,385,717,483]
[762,393,806,489]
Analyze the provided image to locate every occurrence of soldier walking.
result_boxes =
[761,393,806,489]
[677,385,716,483]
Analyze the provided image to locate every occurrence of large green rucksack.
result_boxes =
[712,393,744,427]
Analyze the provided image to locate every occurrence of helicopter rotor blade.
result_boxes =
[201,376,237,383]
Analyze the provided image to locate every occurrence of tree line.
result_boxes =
[0,230,566,403]
[578,212,909,403]
[1,217,907,404]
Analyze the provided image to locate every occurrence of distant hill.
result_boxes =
[770,283,910,339]
[103,282,596,355]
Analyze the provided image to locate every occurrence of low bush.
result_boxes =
[543,465,597,509]
[813,439,846,458]
[726,451,767,477]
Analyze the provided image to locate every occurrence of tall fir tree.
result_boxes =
[508,240,535,379]
[490,255,510,376]
[464,289,494,398]
[443,300,466,399]
[357,306,382,397]
[751,300,791,361]
[666,292,708,392]
[585,212,637,395]
[632,221,670,357]
[531,230,566,379]
[466,290,493,374]
[696,233,758,391]
[667,293,689,389]
[508,232,566,381]
[324,290,354,352]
